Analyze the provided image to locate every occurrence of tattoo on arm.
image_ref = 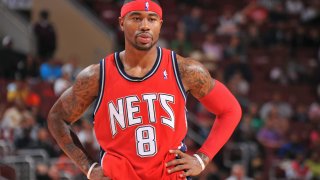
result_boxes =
[177,56,214,99]
[47,64,100,174]
[61,65,100,122]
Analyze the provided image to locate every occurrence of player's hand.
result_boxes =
[89,166,110,180]
[166,149,205,178]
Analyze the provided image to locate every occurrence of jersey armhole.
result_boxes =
[93,59,106,119]
[171,51,187,101]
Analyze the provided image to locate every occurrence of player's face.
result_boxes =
[119,11,163,51]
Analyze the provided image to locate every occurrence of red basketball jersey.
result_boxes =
[93,47,188,179]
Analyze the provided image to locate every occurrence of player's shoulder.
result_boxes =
[175,53,209,77]
[71,63,101,97]
[80,51,117,79]
[76,63,100,82]
[174,53,213,97]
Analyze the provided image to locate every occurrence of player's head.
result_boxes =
[119,0,163,51]
[40,10,49,20]
[121,0,162,19]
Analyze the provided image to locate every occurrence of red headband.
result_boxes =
[121,0,162,19]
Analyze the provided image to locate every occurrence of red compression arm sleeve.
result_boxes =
[197,80,242,160]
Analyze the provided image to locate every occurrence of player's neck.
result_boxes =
[122,45,158,68]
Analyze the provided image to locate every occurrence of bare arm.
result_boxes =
[177,56,214,99]
[177,55,213,165]
[173,55,240,172]
[47,64,100,175]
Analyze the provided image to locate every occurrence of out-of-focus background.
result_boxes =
[0,0,320,179]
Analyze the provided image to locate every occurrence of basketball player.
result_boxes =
[47,0,242,179]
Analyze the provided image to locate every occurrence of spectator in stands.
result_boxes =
[227,71,250,97]
[309,126,320,152]
[32,127,59,158]
[269,3,288,23]
[269,65,287,84]
[224,36,246,61]
[308,100,320,122]
[242,2,268,25]
[54,63,72,96]
[6,79,29,103]
[65,56,82,81]
[1,97,27,130]
[292,103,309,122]
[277,132,306,159]
[285,0,304,15]
[257,109,288,177]
[245,25,264,47]
[239,114,258,141]
[284,154,312,179]
[189,49,217,72]
[306,28,320,47]
[39,58,62,82]
[265,21,290,46]
[170,30,193,56]
[14,111,39,149]
[29,102,46,127]
[290,26,308,48]
[226,164,253,180]
[227,71,250,110]
[36,163,51,180]
[6,78,40,108]
[306,152,320,179]
[260,92,293,120]
[285,56,307,84]
[23,54,40,80]
[238,103,263,141]
[55,153,82,178]
[300,2,319,25]
[77,120,100,159]
[202,32,224,61]
[194,103,215,139]
[247,103,264,132]
[223,55,253,83]
[0,36,26,80]
[181,7,204,38]
[257,112,286,150]
[48,164,61,180]
[33,10,57,61]
[216,8,240,36]
[257,0,281,10]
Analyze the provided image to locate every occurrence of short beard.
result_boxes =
[131,40,157,51]
[133,42,156,51]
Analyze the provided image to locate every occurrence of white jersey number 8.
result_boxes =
[135,125,157,157]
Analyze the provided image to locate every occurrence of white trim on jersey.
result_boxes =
[94,59,105,116]
[171,51,187,101]
[100,151,107,170]
[114,47,162,82]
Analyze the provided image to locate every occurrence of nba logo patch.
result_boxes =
[145,2,149,11]
[163,70,168,80]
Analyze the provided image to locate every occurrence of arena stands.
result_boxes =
[1,0,320,179]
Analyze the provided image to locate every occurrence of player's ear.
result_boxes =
[119,17,124,31]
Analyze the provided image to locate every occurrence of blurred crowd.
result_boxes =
[1,0,320,179]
